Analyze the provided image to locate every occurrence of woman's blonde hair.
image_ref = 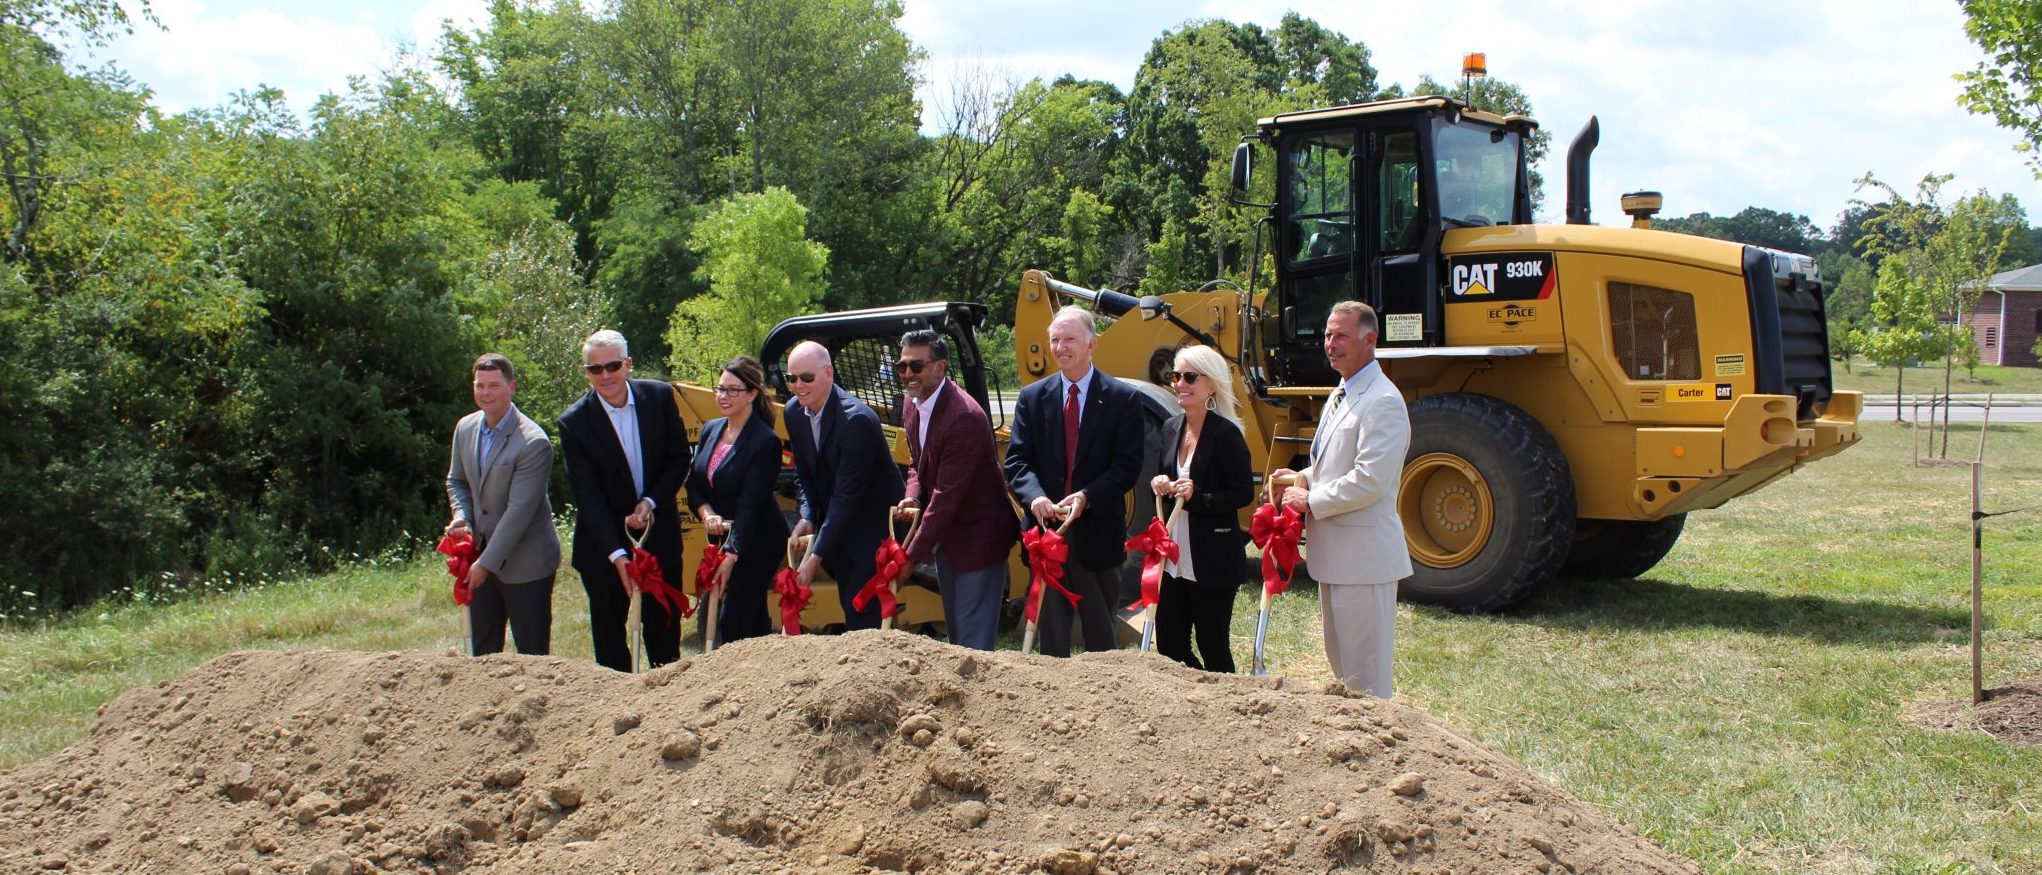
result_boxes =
[1173,344,1238,422]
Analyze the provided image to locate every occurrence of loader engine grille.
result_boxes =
[1608,282,1701,381]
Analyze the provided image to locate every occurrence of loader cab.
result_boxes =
[1240,96,1535,387]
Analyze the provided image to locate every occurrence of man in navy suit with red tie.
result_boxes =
[559,329,693,671]
[1005,305,1144,656]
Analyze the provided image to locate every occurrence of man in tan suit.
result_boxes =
[1273,302,1412,697]
[446,353,562,655]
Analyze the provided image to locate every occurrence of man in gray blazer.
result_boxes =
[446,353,562,655]
[1274,302,1412,697]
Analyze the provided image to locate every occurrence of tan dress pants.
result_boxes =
[1318,580,1397,697]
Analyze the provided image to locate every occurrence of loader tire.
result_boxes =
[1561,514,1686,580]
[1397,394,1575,613]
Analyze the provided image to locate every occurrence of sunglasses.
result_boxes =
[1164,371,1203,385]
[583,359,626,375]
[787,372,820,385]
[891,359,929,375]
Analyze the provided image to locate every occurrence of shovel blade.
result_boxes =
[1250,607,1273,676]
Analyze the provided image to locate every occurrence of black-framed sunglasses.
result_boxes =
[1164,371,1202,385]
[891,359,929,375]
[583,359,626,375]
[787,372,820,385]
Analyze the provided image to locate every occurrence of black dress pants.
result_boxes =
[1155,573,1237,673]
[583,562,681,671]
[470,573,555,656]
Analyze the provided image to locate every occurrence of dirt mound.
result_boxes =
[0,633,1697,874]
[1909,677,2042,748]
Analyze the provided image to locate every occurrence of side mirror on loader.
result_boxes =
[1230,143,1253,194]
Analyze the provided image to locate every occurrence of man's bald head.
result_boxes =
[786,340,835,414]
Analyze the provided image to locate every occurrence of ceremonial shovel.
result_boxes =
[880,503,921,631]
[1132,494,1186,654]
[1251,472,1304,677]
[625,525,649,673]
[700,532,725,653]
[1019,496,1082,655]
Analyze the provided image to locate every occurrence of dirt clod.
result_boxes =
[0,634,1699,873]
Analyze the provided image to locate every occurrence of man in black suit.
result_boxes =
[1006,305,1144,656]
[784,340,905,631]
[559,329,693,671]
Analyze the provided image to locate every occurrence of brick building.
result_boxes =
[1964,263,2042,368]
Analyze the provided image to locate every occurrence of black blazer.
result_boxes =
[685,415,791,567]
[558,379,693,576]
[1005,369,1144,571]
[784,384,905,565]
[1157,412,1253,590]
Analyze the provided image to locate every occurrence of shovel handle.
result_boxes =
[1265,471,1302,506]
[785,533,813,568]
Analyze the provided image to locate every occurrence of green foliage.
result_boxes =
[1958,0,2042,176]
[473,218,608,427]
[662,187,827,380]
[1655,206,1825,254]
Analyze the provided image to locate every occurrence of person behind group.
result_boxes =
[1005,305,1143,657]
[1146,344,1253,672]
[893,329,1017,651]
[558,330,693,671]
[1272,301,1412,697]
[444,353,561,656]
[685,356,790,647]
[784,340,906,631]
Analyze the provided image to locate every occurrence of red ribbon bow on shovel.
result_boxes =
[773,567,809,635]
[1122,515,1178,613]
[627,539,691,625]
[1020,525,1080,625]
[435,531,480,606]
[854,538,909,621]
[694,542,727,600]
[1250,503,1304,597]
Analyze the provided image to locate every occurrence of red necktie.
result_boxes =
[1063,381,1081,494]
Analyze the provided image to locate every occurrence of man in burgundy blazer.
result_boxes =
[895,329,1017,650]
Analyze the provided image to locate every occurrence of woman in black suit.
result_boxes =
[1148,344,1254,672]
[686,356,791,646]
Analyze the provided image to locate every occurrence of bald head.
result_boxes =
[786,340,835,414]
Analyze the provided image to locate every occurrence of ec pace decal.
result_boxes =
[1448,252,1557,301]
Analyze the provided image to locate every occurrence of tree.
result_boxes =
[1958,0,2042,176]
[1817,251,1875,367]
[475,218,610,429]
[1655,207,1823,254]
[662,187,827,380]
[1853,173,2013,447]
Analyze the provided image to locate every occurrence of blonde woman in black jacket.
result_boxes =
[1148,345,1254,672]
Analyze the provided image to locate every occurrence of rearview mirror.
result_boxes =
[1230,143,1253,194]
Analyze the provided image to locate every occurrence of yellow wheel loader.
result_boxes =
[1013,95,1860,611]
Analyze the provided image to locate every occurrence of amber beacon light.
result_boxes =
[1461,52,1487,79]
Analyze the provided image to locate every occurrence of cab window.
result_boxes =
[1377,131,1421,253]
[1286,132,1355,263]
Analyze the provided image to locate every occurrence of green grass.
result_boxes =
[4,421,2041,873]
[1832,356,2042,396]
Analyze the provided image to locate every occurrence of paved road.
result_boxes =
[1862,403,2042,423]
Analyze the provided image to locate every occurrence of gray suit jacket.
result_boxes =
[447,405,562,584]
[1300,361,1413,585]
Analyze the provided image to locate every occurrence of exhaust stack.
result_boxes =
[1565,116,1599,225]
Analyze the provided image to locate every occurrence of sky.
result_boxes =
[84,0,2042,232]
